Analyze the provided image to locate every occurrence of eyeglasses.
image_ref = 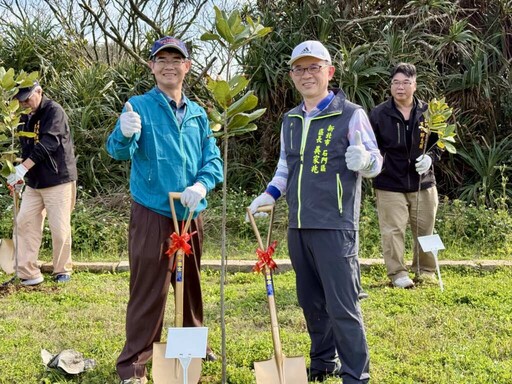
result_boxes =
[290,64,328,76]
[152,58,186,67]
[391,80,414,87]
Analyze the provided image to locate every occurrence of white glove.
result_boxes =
[415,154,432,175]
[120,102,141,138]
[245,192,275,221]
[181,182,207,211]
[7,164,28,186]
[346,131,371,172]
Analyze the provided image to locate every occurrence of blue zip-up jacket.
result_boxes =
[107,87,223,220]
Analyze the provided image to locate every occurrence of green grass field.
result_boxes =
[1,265,511,383]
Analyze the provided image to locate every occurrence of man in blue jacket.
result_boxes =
[249,40,382,383]
[107,36,223,384]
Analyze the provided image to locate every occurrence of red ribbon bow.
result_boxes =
[166,227,197,271]
[253,240,278,273]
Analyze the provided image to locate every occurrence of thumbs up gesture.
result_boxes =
[346,131,371,172]
[120,102,141,138]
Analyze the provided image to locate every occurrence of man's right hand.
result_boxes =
[120,102,141,138]
[246,192,275,221]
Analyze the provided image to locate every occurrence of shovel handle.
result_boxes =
[246,206,275,249]
[247,205,285,374]
[168,192,194,235]
[168,192,195,328]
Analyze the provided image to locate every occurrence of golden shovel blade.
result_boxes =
[254,354,308,384]
[0,239,15,274]
[152,342,202,384]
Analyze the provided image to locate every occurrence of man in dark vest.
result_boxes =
[248,40,382,383]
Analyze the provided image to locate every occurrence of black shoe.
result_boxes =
[308,365,342,382]
[1,277,16,287]
[203,351,217,362]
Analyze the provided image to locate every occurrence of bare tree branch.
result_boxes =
[129,0,164,36]
[78,1,147,66]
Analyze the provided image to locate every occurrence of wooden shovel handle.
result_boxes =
[168,192,194,328]
[168,192,194,235]
[246,205,285,373]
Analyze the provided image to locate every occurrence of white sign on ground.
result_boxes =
[418,234,445,292]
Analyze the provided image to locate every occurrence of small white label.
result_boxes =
[165,327,208,358]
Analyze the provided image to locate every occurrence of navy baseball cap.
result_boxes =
[15,81,40,101]
[150,36,189,59]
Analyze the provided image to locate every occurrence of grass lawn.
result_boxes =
[0,265,511,383]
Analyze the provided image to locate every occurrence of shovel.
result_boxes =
[1,189,21,277]
[246,205,308,384]
[152,192,202,384]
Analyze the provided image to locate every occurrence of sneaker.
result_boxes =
[20,276,44,286]
[392,276,414,288]
[308,364,342,382]
[358,290,369,300]
[54,274,71,283]
[120,378,147,384]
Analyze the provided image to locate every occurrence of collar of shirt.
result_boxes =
[302,91,335,118]
[154,86,188,110]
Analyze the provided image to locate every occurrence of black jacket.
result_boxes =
[370,97,439,192]
[19,95,77,189]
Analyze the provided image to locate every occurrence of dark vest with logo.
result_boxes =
[282,90,362,230]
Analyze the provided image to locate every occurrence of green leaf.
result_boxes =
[211,123,258,139]
[209,121,222,132]
[208,108,223,124]
[256,26,273,38]
[444,142,457,154]
[228,108,266,130]
[227,10,244,35]
[215,6,235,44]
[227,91,258,118]
[0,160,14,177]
[200,32,221,42]
[211,80,232,109]
[228,123,258,136]
[9,99,19,113]
[228,75,249,99]
[2,68,16,89]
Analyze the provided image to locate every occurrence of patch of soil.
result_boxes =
[0,280,59,298]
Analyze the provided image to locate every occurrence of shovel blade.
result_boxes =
[254,355,308,384]
[152,342,202,384]
[0,239,15,274]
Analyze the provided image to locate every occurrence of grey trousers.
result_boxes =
[288,228,370,384]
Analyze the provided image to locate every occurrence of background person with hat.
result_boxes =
[107,36,223,383]
[248,40,382,383]
[7,80,77,286]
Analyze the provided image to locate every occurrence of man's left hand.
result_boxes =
[181,182,207,211]
[6,164,28,186]
[346,131,371,172]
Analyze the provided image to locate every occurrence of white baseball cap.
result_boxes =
[288,40,332,66]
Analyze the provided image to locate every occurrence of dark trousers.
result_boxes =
[116,201,204,379]
[288,228,370,384]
